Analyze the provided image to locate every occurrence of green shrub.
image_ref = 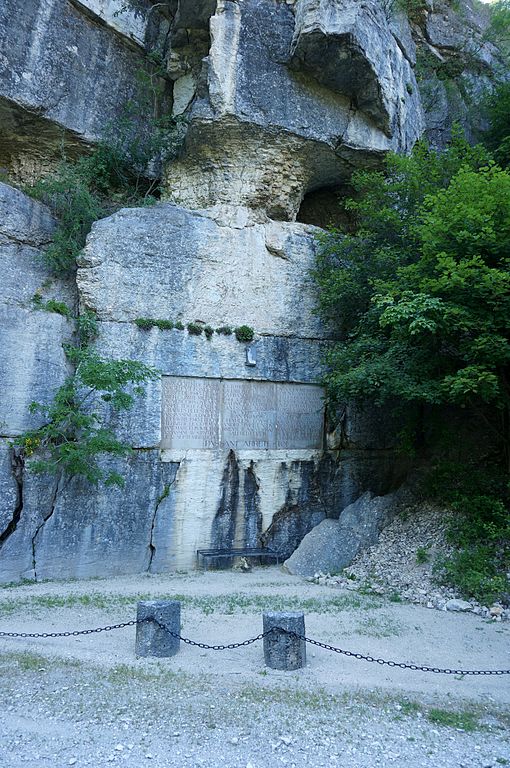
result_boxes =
[416,547,429,565]
[187,322,203,336]
[134,318,173,331]
[14,349,159,487]
[215,325,233,336]
[234,325,254,342]
[204,325,214,340]
[134,317,154,330]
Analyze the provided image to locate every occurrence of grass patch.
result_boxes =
[0,591,383,620]
[238,684,341,711]
[427,707,480,731]
[353,615,403,638]
[0,651,82,674]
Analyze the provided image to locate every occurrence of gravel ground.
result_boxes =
[0,568,509,768]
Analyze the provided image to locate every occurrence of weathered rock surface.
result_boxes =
[284,490,401,577]
[78,203,325,338]
[0,441,19,539]
[164,0,424,219]
[1,0,502,585]
[0,184,74,435]
[0,0,165,178]
[291,0,421,135]
[414,0,503,147]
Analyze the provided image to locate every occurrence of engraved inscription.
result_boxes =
[276,384,324,449]
[222,380,277,450]
[161,377,324,450]
[161,377,220,449]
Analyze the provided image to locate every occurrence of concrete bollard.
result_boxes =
[263,611,306,670]
[135,600,181,658]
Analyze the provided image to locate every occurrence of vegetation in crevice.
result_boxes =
[13,310,159,488]
[134,318,255,343]
[23,51,186,275]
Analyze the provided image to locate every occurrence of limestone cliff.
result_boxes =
[0,0,504,582]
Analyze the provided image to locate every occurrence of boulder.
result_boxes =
[284,490,400,577]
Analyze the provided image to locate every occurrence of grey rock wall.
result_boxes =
[164,0,424,219]
[0,0,500,583]
[0,0,166,179]
[0,184,75,436]
[413,0,504,147]
[78,203,326,338]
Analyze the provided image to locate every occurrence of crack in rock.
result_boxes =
[31,473,64,581]
[0,449,24,548]
[147,475,177,573]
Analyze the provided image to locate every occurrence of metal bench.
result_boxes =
[196,546,282,570]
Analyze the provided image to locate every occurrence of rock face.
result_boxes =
[0,0,501,582]
[0,0,167,179]
[164,0,423,220]
[0,183,75,435]
[77,204,325,339]
[291,0,420,136]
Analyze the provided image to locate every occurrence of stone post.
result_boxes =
[263,611,306,670]
[135,600,181,658]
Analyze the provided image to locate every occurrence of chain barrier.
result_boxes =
[0,621,137,639]
[1,618,509,676]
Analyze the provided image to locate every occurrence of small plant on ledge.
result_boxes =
[234,325,255,342]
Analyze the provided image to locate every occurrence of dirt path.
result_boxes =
[0,568,509,768]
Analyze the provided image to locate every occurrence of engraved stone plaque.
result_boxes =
[161,377,220,449]
[276,383,324,449]
[222,380,277,449]
[161,377,324,450]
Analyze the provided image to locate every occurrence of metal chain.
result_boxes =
[0,621,137,639]
[150,617,273,650]
[1,618,509,676]
[275,629,510,676]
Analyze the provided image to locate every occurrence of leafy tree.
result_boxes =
[314,132,510,604]
[483,81,510,169]
[14,312,159,487]
[315,134,510,466]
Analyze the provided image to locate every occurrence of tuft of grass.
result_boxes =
[234,325,254,342]
[134,318,173,331]
[416,546,430,564]
[427,708,480,731]
[399,699,421,716]
[33,294,73,318]
[353,615,402,638]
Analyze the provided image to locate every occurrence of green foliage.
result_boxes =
[314,130,510,604]
[486,0,510,51]
[426,462,510,604]
[32,294,73,318]
[26,164,104,273]
[234,325,255,343]
[216,326,233,335]
[135,317,173,330]
[187,322,203,336]
[315,134,509,417]
[427,708,479,732]
[204,325,214,340]
[483,81,510,168]
[415,547,429,565]
[174,321,185,331]
[24,54,185,275]
[14,347,159,487]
